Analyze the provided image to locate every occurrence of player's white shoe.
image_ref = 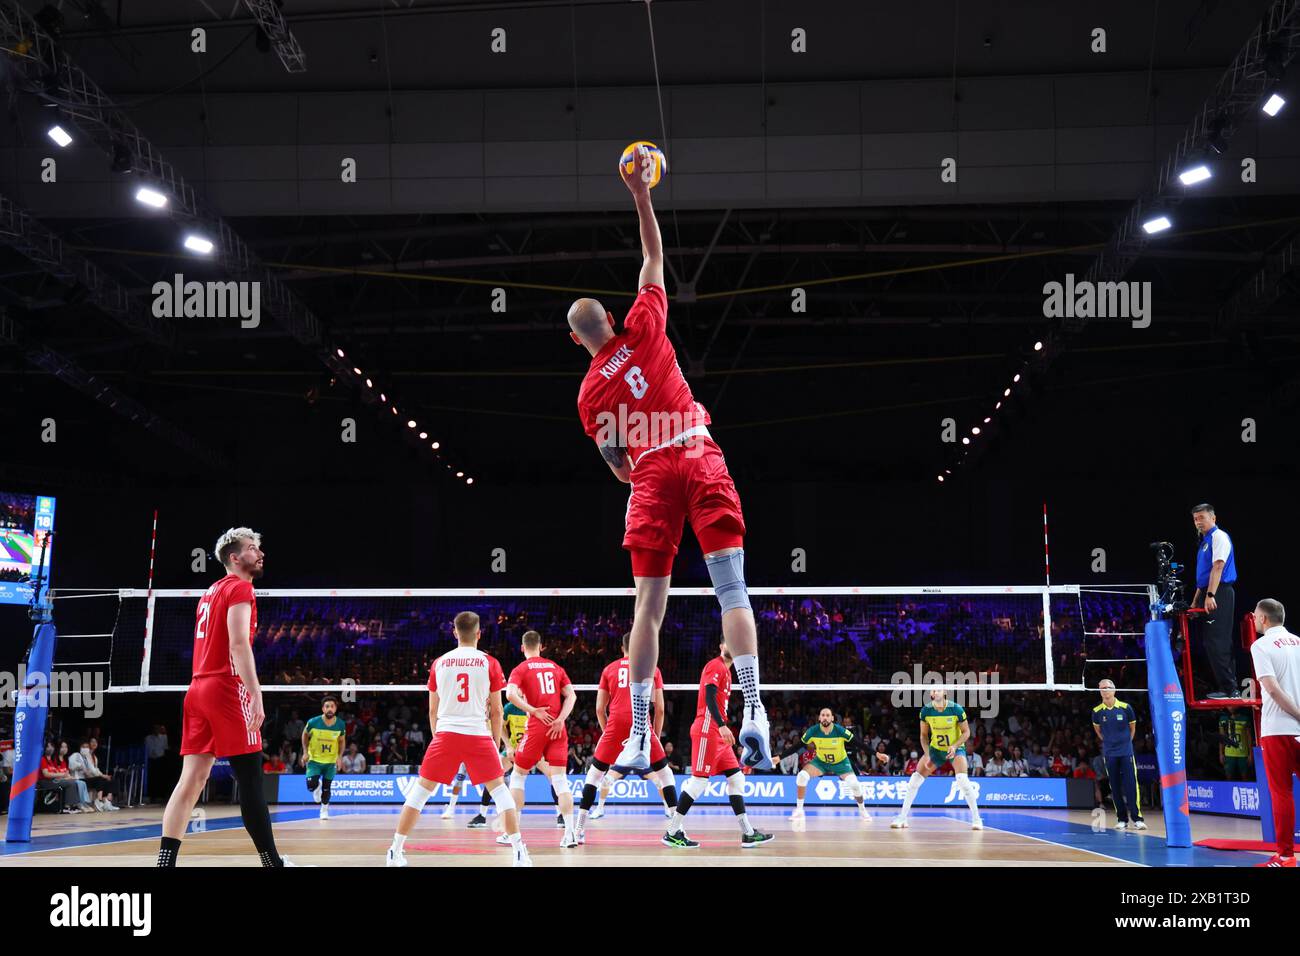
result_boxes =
[440,806,455,819]
[495,833,513,846]
[790,806,805,821]
[859,807,872,822]
[512,843,533,868]
[971,816,984,830]
[1114,820,1127,831]
[890,815,910,829]
[576,829,586,845]
[1132,820,1148,831]
[615,732,651,772]
[319,805,329,820]
[588,806,605,821]
[561,827,578,849]
[739,703,774,770]
[312,786,322,804]
[386,847,408,868]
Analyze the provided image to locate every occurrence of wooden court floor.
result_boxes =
[0,803,1270,867]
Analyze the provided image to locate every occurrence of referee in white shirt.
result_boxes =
[1250,599,1300,868]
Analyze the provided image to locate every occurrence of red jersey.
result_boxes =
[576,283,711,470]
[695,656,732,732]
[598,657,664,723]
[507,657,571,729]
[191,575,257,681]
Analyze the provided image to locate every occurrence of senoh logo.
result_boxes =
[1170,709,1183,766]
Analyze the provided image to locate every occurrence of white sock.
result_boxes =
[900,772,924,816]
[577,808,588,829]
[563,813,574,833]
[796,796,805,810]
[736,812,755,836]
[597,784,608,809]
[732,654,763,710]
[630,679,653,738]
[667,811,685,833]
[391,833,406,851]
[446,791,459,810]
[957,773,980,816]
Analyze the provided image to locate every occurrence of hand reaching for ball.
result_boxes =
[619,145,652,196]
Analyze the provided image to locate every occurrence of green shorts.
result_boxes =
[1223,755,1249,779]
[810,757,854,776]
[928,746,965,767]
[306,760,337,781]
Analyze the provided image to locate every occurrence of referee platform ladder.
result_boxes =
[1174,608,1263,718]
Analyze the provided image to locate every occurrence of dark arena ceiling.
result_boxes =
[1,0,1299,490]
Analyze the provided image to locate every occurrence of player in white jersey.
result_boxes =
[386,611,531,867]
[1250,598,1300,868]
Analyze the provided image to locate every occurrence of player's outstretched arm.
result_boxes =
[618,146,664,289]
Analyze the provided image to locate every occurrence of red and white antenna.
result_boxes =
[1042,501,1051,586]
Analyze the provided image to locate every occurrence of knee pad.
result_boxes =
[683,775,709,799]
[652,765,676,789]
[907,771,925,793]
[509,769,529,792]
[842,773,861,797]
[321,778,332,794]
[549,773,569,795]
[403,781,434,811]
[649,757,669,774]
[796,769,811,788]
[489,784,516,817]
[705,549,751,614]
[306,775,320,792]
[584,766,607,788]
[591,758,610,773]
[725,771,745,796]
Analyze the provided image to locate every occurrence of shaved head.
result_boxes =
[568,297,615,353]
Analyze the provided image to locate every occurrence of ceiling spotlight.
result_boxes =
[995,401,1002,409]
[1142,215,1172,234]
[1033,341,1043,351]
[391,407,398,415]
[47,125,72,147]
[418,431,428,440]
[961,437,970,446]
[1013,373,1021,383]
[971,426,981,435]
[352,367,362,376]
[380,393,387,403]
[455,471,464,478]
[336,348,345,358]
[365,378,373,389]
[407,420,417,428]
[466,478,474,485]
[1003,388,1011,397]
[983,417,991,424]
[937,475,945,483]
[1262,93,1286,117]
[134,186,169,208]
[1178,164,1212,186]
[183,235,214,254]
[432,441,440,450]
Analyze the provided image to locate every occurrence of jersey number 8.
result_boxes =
[624,366,648,399]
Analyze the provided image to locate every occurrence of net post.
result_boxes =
[1042,589,1055,689]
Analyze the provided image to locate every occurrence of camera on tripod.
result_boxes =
[1150,541,1188,616]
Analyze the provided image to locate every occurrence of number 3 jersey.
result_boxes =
[576,282,711,471]
[507,658,572,733]
[427,646,507,736]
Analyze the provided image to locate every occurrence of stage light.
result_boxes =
[1178,164,1211,186]
[995,401,1002,409]
[336,348,345,358]
[391,406,398,415]
[379,393,387,403]
[432,442,440,450]
[983,417,991,424]
[1262,93,1286,116]
[1033,341,1043,351]
[135,186,168,208]
[418,431,428,440]
[352,367,362,376]
[1142,215,1172,234]
[971,427,981,435]
[466,478,474,485]
[183,235,213,254]
[407,420,417,428]
[47,125,72,147]
[961,437,970,446]
[937,475,944,482]
[1013,373,1021,383]
[364,378,372,388]
[1003,388,1011,397]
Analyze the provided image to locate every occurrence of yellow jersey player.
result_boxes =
[302,696,345,821]
[891,688,982,830]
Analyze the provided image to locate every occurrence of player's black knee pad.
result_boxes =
[306,776,320,792]
[320,778,332,804]
[592,758,610,773]
[649,757,669,773]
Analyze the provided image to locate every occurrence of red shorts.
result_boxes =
[1261,734,1300,857]
[513,725,568,772]
[419,731,503,786]
[689,719,739,778]
[594,719,666,767]
[180,677,262,758]
[624,438,745,559]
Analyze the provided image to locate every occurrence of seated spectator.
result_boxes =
[985,747,1009,777]
[68,739,118,811]
[41,741,92,812]
[1008,746,1028,777]
[1026,744,1049,777]
[262,751,287,774]
[903,751,920,775]
[967,748,984,777]
[339,743,367,774]
[663,741,683,774]
[1048,749,1073,777]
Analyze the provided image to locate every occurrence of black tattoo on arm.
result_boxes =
[599,441,626,469]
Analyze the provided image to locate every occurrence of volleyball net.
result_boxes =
[87,584,1156,695]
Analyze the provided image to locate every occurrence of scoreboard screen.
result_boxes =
[0,491,56,606]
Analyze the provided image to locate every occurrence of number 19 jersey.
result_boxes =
[427,646,506,736]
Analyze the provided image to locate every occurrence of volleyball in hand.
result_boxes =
[619,140,667,188]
